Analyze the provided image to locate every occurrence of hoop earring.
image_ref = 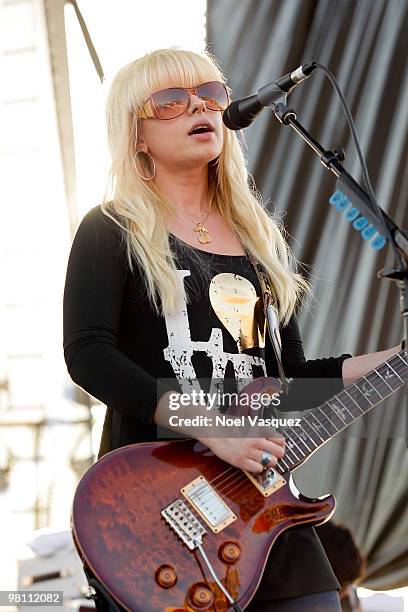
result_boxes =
[133,150,156,181]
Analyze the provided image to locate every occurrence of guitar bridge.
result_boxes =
[244,468,286,497]
[161,499,207,550]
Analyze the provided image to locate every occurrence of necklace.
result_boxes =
[173,205,212,244]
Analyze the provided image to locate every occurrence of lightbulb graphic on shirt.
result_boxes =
[209,273,266,352]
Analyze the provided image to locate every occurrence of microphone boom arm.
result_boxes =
[272,102,408,260]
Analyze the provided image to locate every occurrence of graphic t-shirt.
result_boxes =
[158,248,268,399]
[63,205,351,601]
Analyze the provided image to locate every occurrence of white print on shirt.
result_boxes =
[163,270,266,396]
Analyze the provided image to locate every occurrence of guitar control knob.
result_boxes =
[155,564,177,588]
[189,583,214,608]
[219,542,241,564]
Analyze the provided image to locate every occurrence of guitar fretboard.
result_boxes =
[275,351,407,474]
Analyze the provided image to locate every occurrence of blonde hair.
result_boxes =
[102,47,309,325]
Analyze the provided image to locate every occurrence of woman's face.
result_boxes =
[137,84,224,173]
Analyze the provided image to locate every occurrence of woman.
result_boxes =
[63,48,402,611]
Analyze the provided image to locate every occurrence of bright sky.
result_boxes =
[0,3,206,605]
[64,0,206,217]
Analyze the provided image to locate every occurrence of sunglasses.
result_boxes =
[139,81,229,120]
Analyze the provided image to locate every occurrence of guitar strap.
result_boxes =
[247,252,290,397]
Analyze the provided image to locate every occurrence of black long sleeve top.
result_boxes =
[63,204,351,601]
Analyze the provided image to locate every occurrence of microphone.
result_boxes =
[223,62,317,130]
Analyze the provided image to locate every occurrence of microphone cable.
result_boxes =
[312,62,396,253]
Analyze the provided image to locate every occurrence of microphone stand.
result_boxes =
[270,101,408,436]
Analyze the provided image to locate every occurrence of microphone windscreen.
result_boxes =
[223,95,264,130]
[222,102,246,130]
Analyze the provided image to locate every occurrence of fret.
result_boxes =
[373,368,393,392]
[324,400,349,429]
[353,381,375,413]
[342,388,365,415]
[365,368,393,399]
[346,379,374,414]
[277,442,297,467]
[273,432,298,467]
[375,361,403,391]
[284,429,307,457]
[283,435,303,461]
[315,407,340,436]
[279,421,317,452]
[326,396,354,425]
[291,427,316,451]
[334,394,357,420]
[279,456,293,471]
[276,458,290,474]
[275,461,286,475]
[396,351,407,367]
[337,391,366,423]
[291,426,315,455]
[385,353,407,381]
[303,413,329,442]
[297,418,323,447]
[385,362,403,384]
[354,376,379,405]
[280,424,314,456]
[364,373,385,399]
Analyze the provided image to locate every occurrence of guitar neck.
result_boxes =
[275,351,407,474]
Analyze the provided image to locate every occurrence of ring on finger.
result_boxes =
[260,451,272,468]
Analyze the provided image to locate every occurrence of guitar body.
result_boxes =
[72,439,335,611]
[72,351,407,609]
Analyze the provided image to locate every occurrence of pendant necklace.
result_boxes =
[174,205,212,244]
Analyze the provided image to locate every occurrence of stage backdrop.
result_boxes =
[207,0,408,590]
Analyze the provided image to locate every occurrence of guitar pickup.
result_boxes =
[181,476,237,534]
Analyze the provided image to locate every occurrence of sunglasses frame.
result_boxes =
[139,81,229,120]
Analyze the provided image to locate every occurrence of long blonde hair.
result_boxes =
[102,48,309,325]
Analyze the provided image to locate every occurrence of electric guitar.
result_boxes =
[72,350,406,611]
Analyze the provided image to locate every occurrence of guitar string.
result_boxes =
[275,353,407,466]
[206,468,243,495]
[273,352,407,473]
[192,353,407,507]
[194,353,407,506]
[221,476,254,499]
[196,373,402,506]
[201,364,406,505]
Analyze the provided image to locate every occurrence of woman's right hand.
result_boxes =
[202,436,286,474]
[154,392,286,473]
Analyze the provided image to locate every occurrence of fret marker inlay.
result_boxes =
[330,403,347,421]
[361,382,374,398]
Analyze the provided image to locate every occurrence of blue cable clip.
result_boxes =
[328,189,387,250]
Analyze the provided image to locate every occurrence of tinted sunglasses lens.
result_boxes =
[197,82,229,110]
[151,88,189,119]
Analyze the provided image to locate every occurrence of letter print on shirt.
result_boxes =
[163,270,266,395]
